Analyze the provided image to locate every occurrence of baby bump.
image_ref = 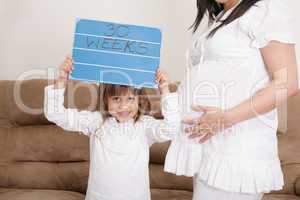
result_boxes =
[181,61,257,111]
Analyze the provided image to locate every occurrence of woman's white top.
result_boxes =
[164,0,296,194]
[44,85,180,200]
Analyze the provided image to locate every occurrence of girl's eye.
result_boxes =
[128,96,135,101]
[111,96,120,101]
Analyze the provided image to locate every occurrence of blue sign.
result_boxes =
[70,18,162,88]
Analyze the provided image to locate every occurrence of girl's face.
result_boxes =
[107,91,139,123]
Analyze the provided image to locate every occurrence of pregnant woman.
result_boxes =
[164,0,299,199]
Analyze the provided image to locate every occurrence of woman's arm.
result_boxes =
[226,42,299,125]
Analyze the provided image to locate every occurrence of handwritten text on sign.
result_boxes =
[71,19,162,88]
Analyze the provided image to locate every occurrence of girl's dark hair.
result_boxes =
[100,84,150,122]
[192,0,262,37]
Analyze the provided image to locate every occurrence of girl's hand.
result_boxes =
[54,55,74,89]
[183,105,234,143]
[156,69,170,95]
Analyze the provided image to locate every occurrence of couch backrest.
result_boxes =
[0,79,299,195]
[0,79,166,193]
[0,79,102,193]
[0,79,101,126]
[277,93,300,195]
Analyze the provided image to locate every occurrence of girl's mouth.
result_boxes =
[117,111,131,118]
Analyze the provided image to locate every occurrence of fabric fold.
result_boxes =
[238,0,296,49]
[164,140,284,194]
[164,140,203,177]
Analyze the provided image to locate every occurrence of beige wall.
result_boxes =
[0,0,299,83]
[0,0,196,82]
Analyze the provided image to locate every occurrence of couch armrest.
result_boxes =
[295,177,300,196]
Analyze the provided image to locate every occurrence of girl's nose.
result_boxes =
[119,100,129,109]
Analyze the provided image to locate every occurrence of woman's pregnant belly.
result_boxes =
[181,61,260,112]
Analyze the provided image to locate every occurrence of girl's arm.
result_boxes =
[144,69,181,145]
[144,92,181,145]
[44,85,102,136]
[44,55,102,136]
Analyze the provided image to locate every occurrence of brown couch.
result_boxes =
[0,79,299,200]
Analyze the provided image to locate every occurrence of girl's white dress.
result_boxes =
[164,0,296,194]
[44,85,180,200]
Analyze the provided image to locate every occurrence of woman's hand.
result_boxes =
[183,105,235,143]
[156,69,170,96]
[54,55,74,89]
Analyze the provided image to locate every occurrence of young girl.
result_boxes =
[164,0,298,200]
[44,56,180,200]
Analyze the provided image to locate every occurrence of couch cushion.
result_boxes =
[0,161,89,193]
[0,125,89,162]
[263,194,300,200]
[278,145,300,194]
[295,177,300,196]
[276,93,300,195]
[0,188,84,200]
[0,126,89,192]
[150,164,192,191]
[151,188,192,200]
[150,142,170,164]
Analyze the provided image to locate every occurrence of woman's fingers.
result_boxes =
[182,119,192,125]
[183,106,227,143]
[189,133,202,139]
[184,124,210,139]
[185,123,210,133]
[199,133,213,143]
[186,127,206,138]
[192,105,220,114]
[191,105,209,113]
[182,115,205,125]
[189,132,209,139]
[192,105,216,113]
